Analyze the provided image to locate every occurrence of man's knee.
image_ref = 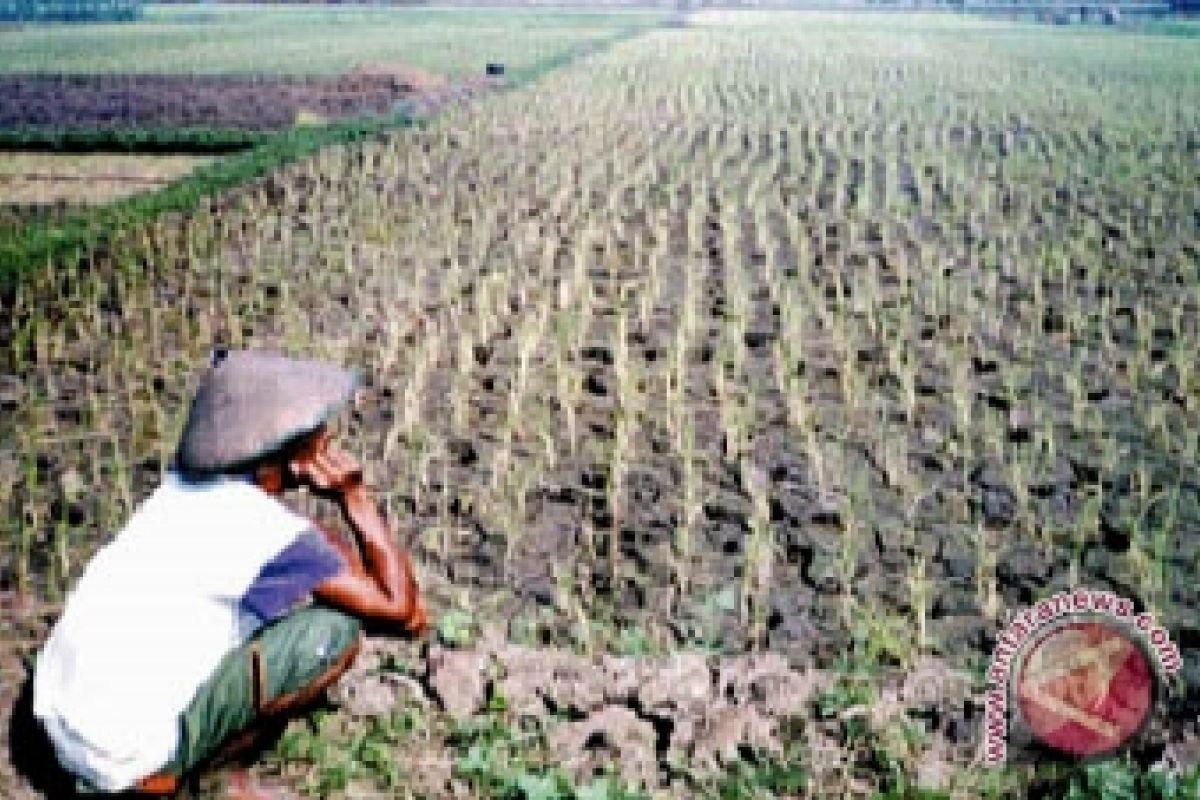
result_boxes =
[169,608,362,777]
[300,615,361,687]
[263,607,360,696]
[296,607,361,670]
[258,609,359,716]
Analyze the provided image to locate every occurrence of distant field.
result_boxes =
[1132,17,1200,36]
[0,72,430,131]
[0,4,664,77]
[0,152,212,204]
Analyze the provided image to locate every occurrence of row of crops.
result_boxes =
[5,9,1197,649]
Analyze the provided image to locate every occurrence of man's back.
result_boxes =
[32,472,326,793]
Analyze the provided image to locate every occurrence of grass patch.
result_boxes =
[450,702,647,800]
[0,125,268,154]
[0,4,669,77]
[705,756,807,800]
[1030,755,1200,800]
[1129,19,1200,38]
[272,706,423,796]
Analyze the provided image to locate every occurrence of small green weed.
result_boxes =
[449,707,645,800]
[614,625,655,657]
[271,706,421,796]
[437,607,478,648]
[708,754,807,800]
[812,673,876,721]
[1042,754,1200,800]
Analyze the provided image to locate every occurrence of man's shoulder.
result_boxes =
[239,528,345,625]
[146,471,311,537]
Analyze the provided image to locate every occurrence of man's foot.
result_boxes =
[225,769,297,800]
[135,772,179,795]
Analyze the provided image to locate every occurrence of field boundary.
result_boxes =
[0,114,415,292]
[0,125,269,154]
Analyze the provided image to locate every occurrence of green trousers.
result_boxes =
[163,606,360,777]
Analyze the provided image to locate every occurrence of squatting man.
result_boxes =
[33,350,430,796]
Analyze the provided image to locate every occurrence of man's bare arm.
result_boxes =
[298,447,428,633]
[313,571,426,630]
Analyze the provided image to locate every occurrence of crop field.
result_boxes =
[0,73,439,131]
[2,9,1200,800]
[0,4,664,77]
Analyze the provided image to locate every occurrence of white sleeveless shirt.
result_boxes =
[33,472,338,792]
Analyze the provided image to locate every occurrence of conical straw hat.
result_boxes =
[176,349,360,474]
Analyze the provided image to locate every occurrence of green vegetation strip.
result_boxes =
[0,115,407,291]
[0,125,269,154]
[0,19,661,292]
